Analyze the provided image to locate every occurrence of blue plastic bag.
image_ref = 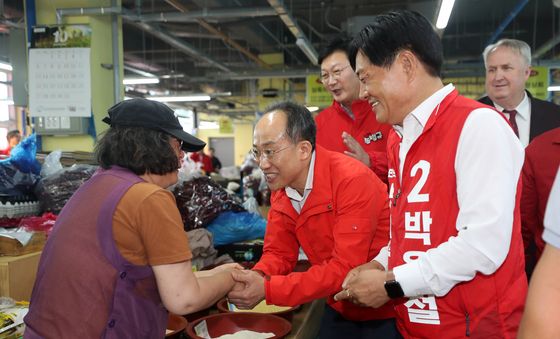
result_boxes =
[206,211,267,246]
[0,134,41,196]
[0,134,41,174]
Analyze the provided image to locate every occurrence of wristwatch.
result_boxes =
[384,271,405,299]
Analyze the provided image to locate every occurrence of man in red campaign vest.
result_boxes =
[335,10,527,338]
[315,34,391,183]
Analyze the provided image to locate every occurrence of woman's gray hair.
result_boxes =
[483,39,531,68]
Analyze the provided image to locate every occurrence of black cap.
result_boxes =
[102,98,206,152]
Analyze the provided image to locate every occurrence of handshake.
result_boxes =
[205,259,392,311]
[201,263,268,310]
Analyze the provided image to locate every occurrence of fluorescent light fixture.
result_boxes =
[199,120,220,129]
[436,0,456,29]
[148,95,211,102]
[0,62,12,71]
[306,106,319,112]
[295,38,318,65]
[123,77,160,85]
[548,85,560,92]
[0,99,14,105]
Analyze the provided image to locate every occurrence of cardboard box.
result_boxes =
[0,251,42,301]
[0,232,46,256]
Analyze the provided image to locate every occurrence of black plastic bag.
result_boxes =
[173,176,245,230]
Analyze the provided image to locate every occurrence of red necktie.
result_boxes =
[503,109,519,138]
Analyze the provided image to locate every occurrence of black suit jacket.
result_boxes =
[478,90,560,142]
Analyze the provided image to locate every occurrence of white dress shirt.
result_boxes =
[492,91,531,147]
[285,151,316,214]
[374,84,525,297]
[543,168,560,249]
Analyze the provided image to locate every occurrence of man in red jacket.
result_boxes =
[316,35,391,183]
[335,10,526,338]
[227,101,398,338]
[521,127,560,268]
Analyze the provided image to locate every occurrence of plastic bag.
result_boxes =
[206,211,267,246]
[1,133,41,174]
[0,163,41,197]
[0,134,41,197]
[242,197,260,215]
[173,176,245,230]
[40,150,64,177]
[219,166,240,180]
[35,164,98,214]
[18,212,57,235]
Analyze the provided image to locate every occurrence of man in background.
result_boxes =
[520,127,560,273]
[480,38,560,276]
[209,147,222,173]
[0,129,21,156]
[315,35,391,182]
[479,38,560,146]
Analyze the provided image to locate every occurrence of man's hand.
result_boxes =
[334,264,389,308]
[341,261,385,287]
[342,132,371,167]
[227,270,266,309]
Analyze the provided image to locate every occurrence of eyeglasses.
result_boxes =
[250,145,291,162]
[320,64,351,83]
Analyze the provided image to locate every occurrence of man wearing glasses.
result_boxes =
[315,35,391,183]
[227,101,399,339]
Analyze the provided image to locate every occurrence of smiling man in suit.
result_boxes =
[479,38,560,147]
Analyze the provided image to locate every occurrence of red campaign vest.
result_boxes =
[24,167,167,339]
[386,90,527,338]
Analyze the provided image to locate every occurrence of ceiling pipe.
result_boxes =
[128,20,233,73]
[139,7,276,23]
[124,65,157,78]
[533,35,560,59]
[163,0,269,68]
[485,0,530,46]
[56,5,233,74]
[56,6,121,21]
[203,68,319,80]
[266,0,318,65]
[111,0,120,104]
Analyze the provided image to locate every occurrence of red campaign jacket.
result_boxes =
[253,145,394,321]
[387,90,527,338]
[521,127,560,262]
[315,100,391,183]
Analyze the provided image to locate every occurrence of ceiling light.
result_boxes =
[0,99,14,105]
[123,77,160,85]
[295,38,318,65]
[148,95,211,102]
[548,85,560,92]
[199,120,220,129]
[0,62,12,71]
[436,0,456,29]
[306,106,319,112]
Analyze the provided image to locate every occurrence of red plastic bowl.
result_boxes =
[166,313,188,338]
[186,312,292,339]
[216,298,298,321]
